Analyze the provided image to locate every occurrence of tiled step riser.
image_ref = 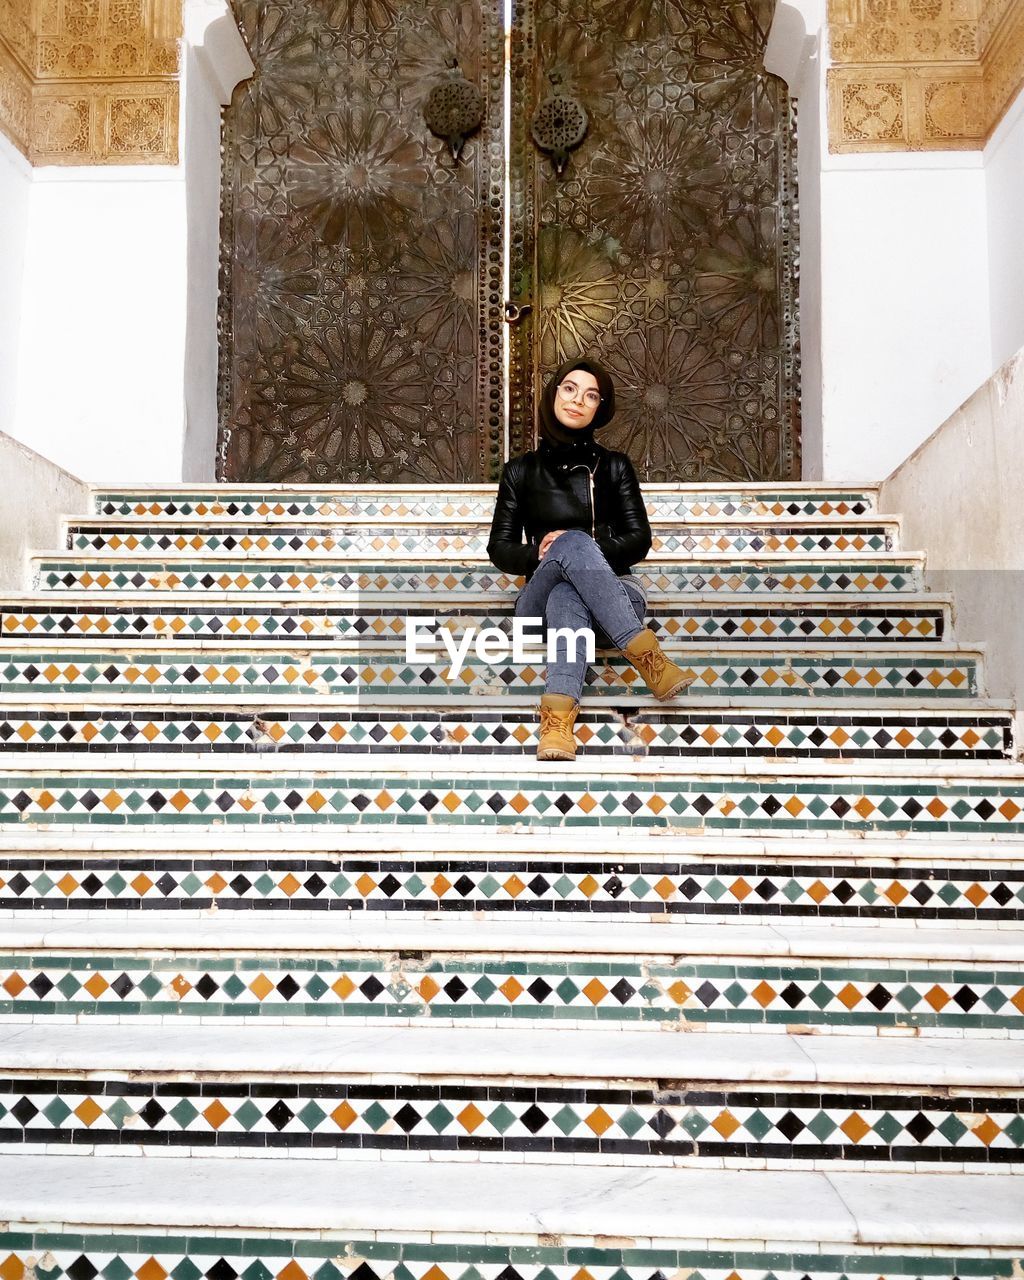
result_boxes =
[4,952,1022,1032]
[33,558,926,597]
[4,856,1023,921]
[2,1076,1020,1166]
[8,1232,1017,1280]
[0,708,1011,761]
[0,601,951,645]
[3,771,1022,836]
[0,648,980,699]
[93,487,881,520]
[66,522,899,558]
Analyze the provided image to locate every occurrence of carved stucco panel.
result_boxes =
[828,0,1024,150]
[0,0,180,163]
[0,38,32,152]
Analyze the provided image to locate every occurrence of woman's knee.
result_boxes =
[545,579,589,626]
[549,528,600,564]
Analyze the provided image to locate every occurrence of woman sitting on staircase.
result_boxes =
[487,357,693,761]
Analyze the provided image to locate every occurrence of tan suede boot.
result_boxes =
[537,693,580,761]
[621,628,695,700]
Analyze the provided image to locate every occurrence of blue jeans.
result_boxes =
[513,529,647,701]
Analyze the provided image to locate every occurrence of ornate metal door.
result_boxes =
[509,0,800,480]
[218,0,799,482]
[218,0,506,482]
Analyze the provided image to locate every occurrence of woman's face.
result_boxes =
[553,369,601,430]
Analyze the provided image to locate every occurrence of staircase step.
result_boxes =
[6,1023,1021,1085]
[65,517,900,557]
[0,702,1011,760]
[4,846,1021,920]
[32,553,926,596]
[0,1174,1018,1280]
[0,1026,1020,1168]
[92,483,881,520]
[6,913,1021,958]
[0,643,983,701]
[3,915,1022,1034]
[2,1157,1023,1250]
[2,758,1022,837]
[0,595,952,644]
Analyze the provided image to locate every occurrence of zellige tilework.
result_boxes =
[0,647,979,697]
[1,1075,1020,1163]
[0,601,950,644]
[34,556,925,597]
[3,855,1023,920]
[66,521,898,558]
[3,952,1023,1030]
[4,1234,1019,1280]
[92,486,879,520]
[0,707,1010,759]
[1,769,1023,834]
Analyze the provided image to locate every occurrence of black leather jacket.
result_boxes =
[487,440,652,581]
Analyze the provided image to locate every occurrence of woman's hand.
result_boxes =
[538,529,567,558]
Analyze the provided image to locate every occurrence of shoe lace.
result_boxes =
[540,706,574,735]
[637,646,667,681]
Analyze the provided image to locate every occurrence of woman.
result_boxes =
[487,357,693,761]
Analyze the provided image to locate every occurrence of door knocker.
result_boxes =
[530,71,588,177]
[423,55,484,162]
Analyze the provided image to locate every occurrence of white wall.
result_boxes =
[3,0,250,485]
[769,3,996,482]
[880,347,1024,751]
[0,134,32,445]
[0,430,90,590]
[986,92,1024,370]
[818,154,991,479]
[12,166,189,481]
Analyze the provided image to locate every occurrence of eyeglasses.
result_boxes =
[556,380,602,409]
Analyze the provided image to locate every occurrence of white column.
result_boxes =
[181,0,254,480]
[985,90,1024,369]
[0,134,32,449]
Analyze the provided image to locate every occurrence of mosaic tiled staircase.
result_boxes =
[1,485,1022,1277]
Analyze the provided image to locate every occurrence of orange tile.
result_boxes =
[203,1099,231,1129]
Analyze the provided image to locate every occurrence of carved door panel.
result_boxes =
[218,0,505,482]
[509,0,800,480]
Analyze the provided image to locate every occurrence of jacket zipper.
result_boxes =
[568,461,597,538]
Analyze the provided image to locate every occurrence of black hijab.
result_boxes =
[537,358,616,454]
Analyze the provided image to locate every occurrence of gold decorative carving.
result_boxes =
[828,0,1024,149]
[0,38,33,153]
[0,0,180,163]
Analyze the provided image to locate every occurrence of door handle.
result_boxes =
[504,300,533,324]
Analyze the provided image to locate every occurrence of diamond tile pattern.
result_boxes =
[0,601,949,644]
[1,1076,1020,1162]
[3,855,1019,919]
[1,770,1022,833]
[3,480,1024,1211]
[35,557,924,597]
[0,1236,1014,1280]
[0,708,1009,759]
[92,488,879,520]
[2,953,1022,1030]
[0,648,976,697]
[67,521,897,558]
